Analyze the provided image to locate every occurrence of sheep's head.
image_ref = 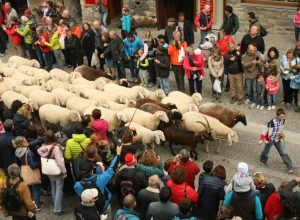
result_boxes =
[56,96,66,107]
[45,83,53,92]
[155,89,166,100]
[8,63,17,68]
[97,99,110,109]
[31,59,40,68]
[154,111,169,123]
[234,112,247,126]
[171,110,183,121]
[166,103,177,110]
[138,88,150,99]
[27,100,39,112]
[119,79,130,87]
[192,93,203,106]
[23,79,34,86]
[188,104,199,112]
[155,130,166,145]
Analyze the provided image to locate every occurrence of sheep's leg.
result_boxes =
[215,139,221,154]
[169,141,176,156]
[205,141,210,153]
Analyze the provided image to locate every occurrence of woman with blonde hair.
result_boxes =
[253,172,275,209]
[142,31,157,86]
[13,104,32,136]
[208,46,224,102]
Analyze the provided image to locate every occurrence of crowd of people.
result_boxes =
[0,0,300,220]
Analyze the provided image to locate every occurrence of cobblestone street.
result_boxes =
[0,25,299,220]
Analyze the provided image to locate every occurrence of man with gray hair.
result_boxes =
[62,111,81,138]
[137,175,160,219]
[167,149,200,189]
[62,9,75,26]
[0,163,37,219]
[94,20,108,70]
[0,119,15,172]
[115,194,140,219]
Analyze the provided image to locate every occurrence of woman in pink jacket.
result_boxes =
[2,17,22,56]
[183,47,205,95]
[38,130,67,215]
[91,108,109,142]
[266,74,280,110]
[294,7,300,41]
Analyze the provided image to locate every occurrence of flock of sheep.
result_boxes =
[0,56,248,158]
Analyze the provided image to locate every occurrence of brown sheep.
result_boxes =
[137,98,177,110]
[74,65,113,81]
[198,103,247,128]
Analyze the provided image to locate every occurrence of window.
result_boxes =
[241,0,299,7]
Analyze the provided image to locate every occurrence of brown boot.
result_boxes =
[230,97,236,104]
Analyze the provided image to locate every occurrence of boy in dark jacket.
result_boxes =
[154,46,170,95]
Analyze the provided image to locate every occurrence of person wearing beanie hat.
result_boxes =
[74,188,101,220]
[24,9,37,27]
[116,153,147,204]
[164,17,179,44]
[231,162,256,193]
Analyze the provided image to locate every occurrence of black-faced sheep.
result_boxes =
[198,103,247,128]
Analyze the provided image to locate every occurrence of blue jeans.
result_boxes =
[260,140,293,169]
[256,93,265,106]
[100,11,108,27]
[43,51,53,71]
[54,49,64,69]
[29,184,41,208]
[160,77,170,95]
[34,45,45,68]
[48,174,64,213]
[267,94,277,107]
[115,60,126,79]
[245,79,257,103]
[200,30,208,45]
[129,56,139,78]
[295,27,300,41]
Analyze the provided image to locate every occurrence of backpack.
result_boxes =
[3,178,23,212]
[120,180,135,198]
[260,25,268,37]
[117,210,136,220]
[80,176,107,213]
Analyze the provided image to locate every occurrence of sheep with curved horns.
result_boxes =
[168,91,203,107]
[8,56,40,68]
[117,107,169,131]
[181,111,239,154]
[198,103,247,128]
[125,122,166,146]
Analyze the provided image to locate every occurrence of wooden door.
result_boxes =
[108,0,123,23]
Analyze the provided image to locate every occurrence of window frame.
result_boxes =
[241,0,299,7]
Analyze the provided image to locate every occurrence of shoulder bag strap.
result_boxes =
[24,150,29,166]
[47,144,56,159]
[13,180,22,191]
[77,141,84,151]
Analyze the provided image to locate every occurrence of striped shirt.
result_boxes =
[269,117,284,142]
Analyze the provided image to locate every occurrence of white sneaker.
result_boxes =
[251,103,256,108]
[256,105,260,109]
[245,99,251,105]
[268,106,272,110]
[271,105,276,110]
[260,106,264,110]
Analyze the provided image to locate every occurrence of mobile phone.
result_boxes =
[255,56,259,61]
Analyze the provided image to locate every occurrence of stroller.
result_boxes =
[199,32,218,61]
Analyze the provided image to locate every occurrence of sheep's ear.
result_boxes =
[117,112,127,122]
[119,97,128,105]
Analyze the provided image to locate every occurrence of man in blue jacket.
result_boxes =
[74,145,122,219]
[124,32,144,83]
[0,119,15,173]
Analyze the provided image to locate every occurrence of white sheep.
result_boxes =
[17,65,51,82]
[117,107,169,130]
[83,106,120,132]
[0,76,20,95]
[141,89,166,101]
[11,71,37,85]
[100,99,136,111]
[82,89,126,103]
[8,56,40,68]
[0,66,18,77]
[68,84,96,96]
[161,96,199,113]
[49,68,70,82]
[19,85,42,97]
[51,88,77,107]
[168,91,203,107]
[99,83,146,100]
[66,96,104,115]
[181,111,239,153]
[1,90,29,108]
[44,79,70,91]
[28,89,59,107]
[39,104,80,127]
[125,122,165,146]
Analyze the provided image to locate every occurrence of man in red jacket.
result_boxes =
[36,27,53,71]
[168,149,200,189]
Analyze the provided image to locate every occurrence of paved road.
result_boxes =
[0,27,299,220]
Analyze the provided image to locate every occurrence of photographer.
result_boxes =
[278,176,300,219]
[168,31,188,92]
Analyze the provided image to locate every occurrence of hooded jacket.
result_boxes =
[4,24,22,46]
[124,35,144,57]
[64,134,91,160]
[92,119,109,141]
[44,32,61,51]
[166,180,198,205]
[16,20,33,44]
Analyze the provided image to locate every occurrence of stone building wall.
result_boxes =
[226,0,295,34]
[80,0,100,24]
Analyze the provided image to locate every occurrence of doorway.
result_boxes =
[156,0,196,29]
[108,0,123,24]
[10,0,28,15]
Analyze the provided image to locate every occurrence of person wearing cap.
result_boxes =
[74,188,101,220]
[24,9,37,27]
[167,149,200,189]
[0,119,15,172]
[164,17,179,44]
[74,145,122,219]
[124,32,144,83]
[116,153,147,203]
[114,194,140,220]
[231,162,256,193]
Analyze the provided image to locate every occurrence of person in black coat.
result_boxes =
[1,100,23,121]
[0,119,15,173]
[81,22,96,67]
[13,105,31,137]
[154,46,171,95]
[64,28,83,69]
[240,25,265,55]
[197,165,226,220]
[177,12,194,46]
[164,18,178,44]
